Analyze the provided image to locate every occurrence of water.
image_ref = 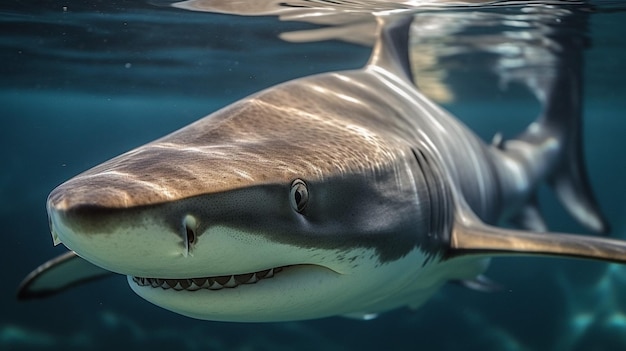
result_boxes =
[2,0,626,349]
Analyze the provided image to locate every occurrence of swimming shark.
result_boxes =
[18,14,626,322]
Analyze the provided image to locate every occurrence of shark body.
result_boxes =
[18,15,626,322]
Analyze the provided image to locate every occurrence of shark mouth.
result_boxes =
[132,266,286,291]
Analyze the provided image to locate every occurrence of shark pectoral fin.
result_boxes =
[17,251,114,300]
[449,213,626,264]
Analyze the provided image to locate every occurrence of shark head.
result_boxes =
[47,76,466,321]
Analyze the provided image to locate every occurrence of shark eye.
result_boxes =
[290,179,309,213]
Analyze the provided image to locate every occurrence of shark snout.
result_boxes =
[44,174,189,276]
[47,180,132,237]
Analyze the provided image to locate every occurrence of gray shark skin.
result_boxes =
[17,14,626,322]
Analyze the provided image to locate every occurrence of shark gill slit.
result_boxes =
[411,148,450,267]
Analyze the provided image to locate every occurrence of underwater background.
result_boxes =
[2,1,626,350]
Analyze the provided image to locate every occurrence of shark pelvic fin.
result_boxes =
[17,251,114,299]
[509,195,547,233]
[448,208,626,264]
[367,13,414,82]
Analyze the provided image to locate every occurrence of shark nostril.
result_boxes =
[186,225,196,244]
[182,214,198,256]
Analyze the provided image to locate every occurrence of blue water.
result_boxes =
[2,1,626,350]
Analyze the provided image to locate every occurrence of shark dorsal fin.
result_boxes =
[449,207,626,264]
[367,14,414,82]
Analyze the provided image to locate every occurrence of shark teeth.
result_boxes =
[132,267,283,291]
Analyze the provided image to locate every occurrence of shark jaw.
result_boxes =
[125,247,472,323]
[128,264,345,322]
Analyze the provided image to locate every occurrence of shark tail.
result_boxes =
[494,46,608,234]
[447,37,623,265]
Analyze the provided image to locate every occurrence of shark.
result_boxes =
[17,14,626,322]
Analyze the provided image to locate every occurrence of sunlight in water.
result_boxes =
[556,259,626,350]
